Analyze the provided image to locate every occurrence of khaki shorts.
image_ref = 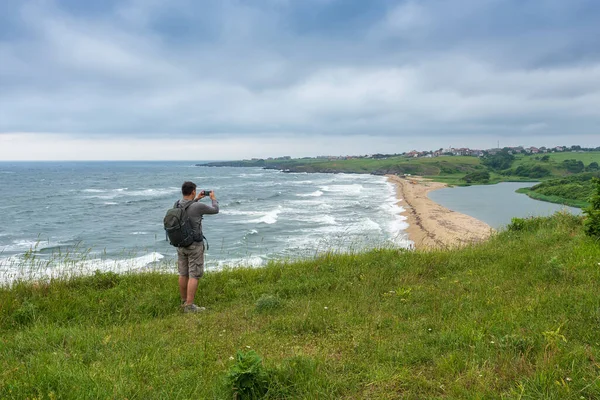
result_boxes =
[177,242,205,279]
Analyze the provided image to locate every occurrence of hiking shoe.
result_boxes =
[183,304,206,313]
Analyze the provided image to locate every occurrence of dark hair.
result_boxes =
[182,181,197,196]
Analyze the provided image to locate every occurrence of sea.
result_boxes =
[0,161,410,284]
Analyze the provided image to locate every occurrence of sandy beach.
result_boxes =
[387,175,492,250]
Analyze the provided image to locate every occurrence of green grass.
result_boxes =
[2,213,600,399]
[203,155,486,176]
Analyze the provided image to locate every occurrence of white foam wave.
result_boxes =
[1,240,41,252]
[296,190,323,197]
[85,187,178,200]
[289,200,333,210]
[247,206,282,225]
[383,181,411,246]
[220,210,264,216]
[131,232,149,235]
[0,252,165,285]
[320,184,364,195]
[124,188,179,197]
[208,256,264,269]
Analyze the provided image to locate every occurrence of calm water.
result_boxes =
[428,182,582,229]
[0,162,409,283]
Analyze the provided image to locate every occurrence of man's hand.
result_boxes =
[209,191,216,201]
[195,191,205,201]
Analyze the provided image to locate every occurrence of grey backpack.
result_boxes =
[164,201,195,247]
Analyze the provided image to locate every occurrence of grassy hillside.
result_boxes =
[202,156,486,177]
[2,213,600,399]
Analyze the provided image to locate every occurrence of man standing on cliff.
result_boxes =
[176,181,219,313]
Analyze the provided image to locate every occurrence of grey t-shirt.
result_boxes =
[176,198,219,241]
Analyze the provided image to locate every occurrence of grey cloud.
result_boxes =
[1,0,599,144]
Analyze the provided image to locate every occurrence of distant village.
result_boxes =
[250,144,598,162]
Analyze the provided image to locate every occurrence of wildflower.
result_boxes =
[490,341,495,344]
[324,306,328,310]
[566,377,572,382]
[229,356,234,360]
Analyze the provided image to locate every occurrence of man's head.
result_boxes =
[182,181,197,196]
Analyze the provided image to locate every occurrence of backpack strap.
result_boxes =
[177,200,195,210]
[178,200,206,246]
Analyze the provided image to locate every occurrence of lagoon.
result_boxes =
[427,182,582,229]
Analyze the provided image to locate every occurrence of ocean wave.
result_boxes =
[1,239,41,252]
[242,229,260,241]
[84,187,178,200]
[296,190,323,197]
[247,206,282,225]
[220,210,264,216]
[0,252,165,285]
[320,184,364,195]
[207,255,264,269]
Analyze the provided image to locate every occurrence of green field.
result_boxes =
[2,213,600,399]
[202,152,600,206]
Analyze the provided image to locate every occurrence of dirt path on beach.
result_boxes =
[387,175,493,250]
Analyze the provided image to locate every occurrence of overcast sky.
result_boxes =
[1,0,599,160]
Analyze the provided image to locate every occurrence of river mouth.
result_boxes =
[427,182,582,229]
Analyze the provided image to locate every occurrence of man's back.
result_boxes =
[177,199,219,239]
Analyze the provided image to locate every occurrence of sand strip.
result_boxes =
[387,175,492,250]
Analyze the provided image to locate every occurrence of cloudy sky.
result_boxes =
[1,0,599,160]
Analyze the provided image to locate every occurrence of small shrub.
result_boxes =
[543,256,565,282]
[507,216,544,232]
[462,171,490,183]
[225,350,270,399]
[499,334,537,356]
[89,270,120,289]
[12,301,37,326]
[255,294,282,314]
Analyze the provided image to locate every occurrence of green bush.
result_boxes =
[12,301,37,326]
[225,350,270,399]
[583,177,600,238]
[562,159,585,173]
[462,171,490,183]
[514,165,551,178]
[482,151,514,170]
[586,161,599,172]
[255,294,283,314]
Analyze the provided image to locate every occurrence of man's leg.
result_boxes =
[179,275,189,303]
[185,243,205,306]
[177,248,190,304]
[186,277,199,305]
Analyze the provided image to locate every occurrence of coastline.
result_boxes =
[387,175,492,250]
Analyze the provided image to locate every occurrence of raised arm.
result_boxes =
[196,191,219,214]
